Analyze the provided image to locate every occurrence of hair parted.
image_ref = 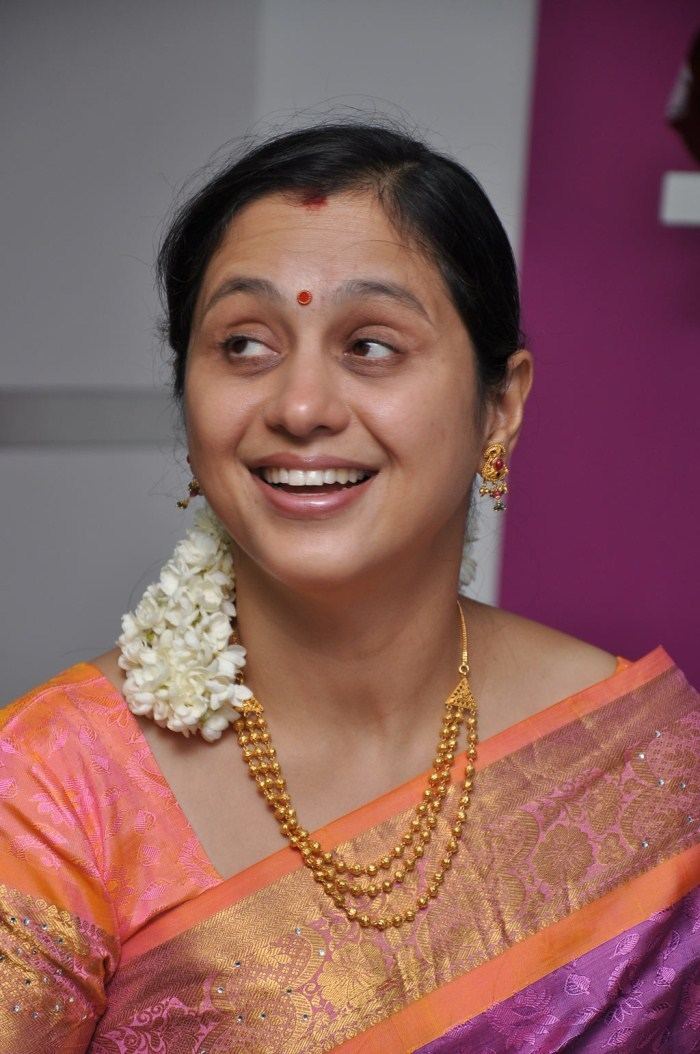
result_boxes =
[157,119,525,410]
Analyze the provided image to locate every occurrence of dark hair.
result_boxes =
[157,121,524,412]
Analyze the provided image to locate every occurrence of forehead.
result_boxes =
[198,190,447,305]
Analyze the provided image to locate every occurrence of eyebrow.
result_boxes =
[202,275,431,322]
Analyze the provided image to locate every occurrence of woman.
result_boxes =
[1,122,697,1052]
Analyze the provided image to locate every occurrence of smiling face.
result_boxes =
[184,189,485,596]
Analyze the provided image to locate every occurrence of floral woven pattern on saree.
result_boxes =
[0,647,698,1052]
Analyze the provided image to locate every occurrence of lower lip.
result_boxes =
[251,472,376,519]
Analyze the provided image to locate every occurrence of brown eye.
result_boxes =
[350,339,397,361]
[220,335,270,359]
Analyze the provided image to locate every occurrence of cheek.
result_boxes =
[184,366,250,451]
[410,391,476,501]
[376,379,474,464]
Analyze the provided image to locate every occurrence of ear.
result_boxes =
[482,349,534,456]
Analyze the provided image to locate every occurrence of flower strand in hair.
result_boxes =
[117,505,252,741]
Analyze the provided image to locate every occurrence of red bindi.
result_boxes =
[300,193,327,210]
[296,290,313,305]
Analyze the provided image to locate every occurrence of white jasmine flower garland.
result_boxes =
[117,504,252,741]
[118,502,477,741]
[458,550,476,596]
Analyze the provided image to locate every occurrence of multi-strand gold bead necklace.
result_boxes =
[232,601,478,931]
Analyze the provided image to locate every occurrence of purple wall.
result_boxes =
[501,1,699,684]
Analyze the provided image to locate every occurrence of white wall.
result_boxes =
[254,0,535,248]
[1,0,538,703]
[2,0,259,388]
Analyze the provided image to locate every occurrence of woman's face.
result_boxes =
[184,189,485,594]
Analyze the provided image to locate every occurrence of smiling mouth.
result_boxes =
[252,467,376,494]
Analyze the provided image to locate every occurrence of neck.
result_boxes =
[233,552,468,756]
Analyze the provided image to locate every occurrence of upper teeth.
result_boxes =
[260,467,371,486]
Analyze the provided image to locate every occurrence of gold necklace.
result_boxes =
[232,601,477,931]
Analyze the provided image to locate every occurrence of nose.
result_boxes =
[262,347,351,439]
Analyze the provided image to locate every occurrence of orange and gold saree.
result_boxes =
[1,646,698,1052]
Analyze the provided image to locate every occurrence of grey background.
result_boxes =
[1,0,538,703]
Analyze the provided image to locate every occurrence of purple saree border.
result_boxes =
[416,885,700,1053]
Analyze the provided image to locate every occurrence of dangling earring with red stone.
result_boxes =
[177,455,201,509]
[479,442,509,511]
[176,478,201,509]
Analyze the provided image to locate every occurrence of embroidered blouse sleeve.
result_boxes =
[0,679,120,1049]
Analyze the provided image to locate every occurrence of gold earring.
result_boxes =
[176,477,201,509]
[479,442,509,511]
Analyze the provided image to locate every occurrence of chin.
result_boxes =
[232,527,400,600]
[257,547,379,598]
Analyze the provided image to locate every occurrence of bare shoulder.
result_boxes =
[461,599,619,736]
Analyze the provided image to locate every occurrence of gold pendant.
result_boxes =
[445,678,473,713]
